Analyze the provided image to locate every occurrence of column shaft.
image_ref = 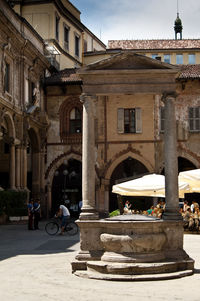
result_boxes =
[9,143,16,190]
[163,95,182,220]
[15,146,21,189]
[80,94,98,220]
[22,146,27,189]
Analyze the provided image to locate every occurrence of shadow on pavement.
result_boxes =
[0,221,80,261]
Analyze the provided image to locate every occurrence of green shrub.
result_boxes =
[0,191,28,216]
[109,209,120,217]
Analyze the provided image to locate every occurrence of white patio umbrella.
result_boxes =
[112,173,189,198]
[179,169,200,193]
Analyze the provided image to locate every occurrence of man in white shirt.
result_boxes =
[56,203,70,235]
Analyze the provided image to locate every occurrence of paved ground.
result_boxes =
[0,221,200,301]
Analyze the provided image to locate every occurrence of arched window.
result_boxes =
[69,108,82,134]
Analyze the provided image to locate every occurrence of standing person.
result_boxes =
[33,199,41,230]
[191,201,195,213]
[56,202,70,235]
[78,200,82,216]
[27,199,34,230]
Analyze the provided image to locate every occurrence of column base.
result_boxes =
[80,205,99,220]
[163,207,183,220]
[79,211,99,220]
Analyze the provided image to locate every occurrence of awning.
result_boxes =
[112,173,189,198]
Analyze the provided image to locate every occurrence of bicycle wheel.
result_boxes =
[45,222,59,235]
[65,222,78,235]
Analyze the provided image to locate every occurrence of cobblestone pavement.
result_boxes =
[0,221,200,301]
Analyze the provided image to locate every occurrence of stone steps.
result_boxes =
[74,269,194,281]
[86,259,194,275]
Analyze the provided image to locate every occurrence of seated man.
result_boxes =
[56,202,70,235]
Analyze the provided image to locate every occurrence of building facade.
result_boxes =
[2,1,200,217]
[0,0,50,214]
[11,0,106,70]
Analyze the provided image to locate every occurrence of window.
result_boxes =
[28,81,36,104]
[152,54,158,59]
[64,25,69,50]
[189,107,200,132]
[55,15,60,40]
[4,62,10,93]
[164,54,171,64]
[176,54,183,64]
[75,35,80,57]
[160,107,165,132]
[69,108,82,133]
[117,108,142,134]
[188,54,195,64]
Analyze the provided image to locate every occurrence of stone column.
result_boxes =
[162,94,182,220]
[47,183,52,218]
[15,145,21,189]
[32,152,40,198]
[9,142,16,190]
[40,149,45,193]
[80,93,99,220]
[21,144,27,189]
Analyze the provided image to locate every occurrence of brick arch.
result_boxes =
[59,96,82,142]
[104,145,154,181]
[177,144,200,169]
[45,150,82,185]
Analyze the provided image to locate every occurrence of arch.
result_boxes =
[105,150,154,180]
[108,155,151,212]
[178,146,200,169]
[46,152,82,216]
[59,96,82,141]
[178,156,196,171]
[46,151,82,187]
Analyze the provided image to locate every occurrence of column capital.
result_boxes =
[80,93,97,104]
[161,91,178,104]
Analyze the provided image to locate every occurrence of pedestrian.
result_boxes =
[27,199,34,230]
[55,202,70,235]
[78,200,82,215]
[33,199,41,230]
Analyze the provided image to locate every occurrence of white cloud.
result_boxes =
[70,0,200,45]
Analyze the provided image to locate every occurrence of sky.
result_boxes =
[70,0,200,46]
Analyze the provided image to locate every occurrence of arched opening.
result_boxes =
[178,156,199,204]
[0,113,15,189]
[161,156,198,205]
[178,157,196,172]
[0,127,9,189]
[109,157,149,212]
[51,158,82,217]
[161,156,196,175]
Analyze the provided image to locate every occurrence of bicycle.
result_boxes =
[45,217,78,236]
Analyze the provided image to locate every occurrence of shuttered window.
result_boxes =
[189,107,200,132]
[117,108,142,134]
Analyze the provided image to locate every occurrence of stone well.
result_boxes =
[70,77,195,280]
[71,215,194,280]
